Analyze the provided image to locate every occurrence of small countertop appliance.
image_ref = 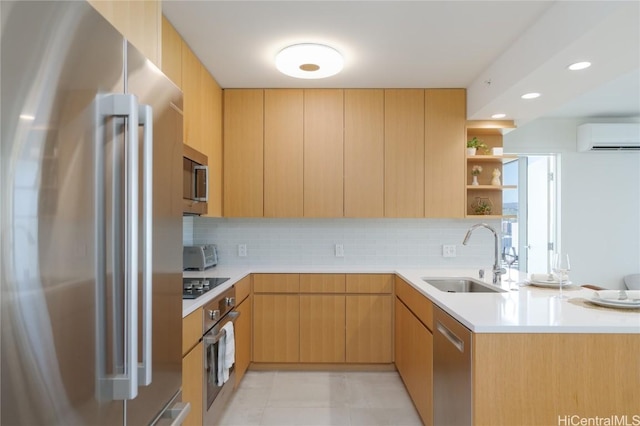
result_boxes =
[183,244,218,270]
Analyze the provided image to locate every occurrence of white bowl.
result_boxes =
[624,274,640,290]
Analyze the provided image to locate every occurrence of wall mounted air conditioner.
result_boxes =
[577,123,640,151]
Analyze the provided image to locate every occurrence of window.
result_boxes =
[501,155,557,274]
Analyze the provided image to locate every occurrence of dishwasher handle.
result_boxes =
[436,321,464,353]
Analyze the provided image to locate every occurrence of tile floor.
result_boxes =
[218,370,423,426]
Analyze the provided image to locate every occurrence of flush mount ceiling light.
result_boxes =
[568,61,592,71]
[275,43,344,79]
[521,92,541,100]
[491,113,506,119]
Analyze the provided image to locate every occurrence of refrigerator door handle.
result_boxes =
[96,93,139,401]
[138,103,153,386]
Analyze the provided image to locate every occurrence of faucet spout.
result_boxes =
[462,223,505,285]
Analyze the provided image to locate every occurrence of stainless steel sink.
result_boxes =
[422,277,505,293]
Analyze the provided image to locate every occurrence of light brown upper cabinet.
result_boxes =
[181,42,202,153]
[424,89,466,218]
[264,89,304,217]
[88,0,161,65]
[221,88,468,219]
[384,89,425,218]
[223,89,264,217]
[160,16,182,88]
[344,90,385,217]
[303,90,344,217]
[201,69,223,217]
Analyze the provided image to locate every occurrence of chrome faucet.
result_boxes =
[462,223,505,286]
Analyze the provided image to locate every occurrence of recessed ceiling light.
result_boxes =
[275,43,344,79]
[568,61,592,71]
[19,114,35,120]
[521,92,541,100]
[491,113,506,119]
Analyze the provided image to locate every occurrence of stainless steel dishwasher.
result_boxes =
[433,306,472,426]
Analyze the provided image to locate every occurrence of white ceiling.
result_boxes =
[163,1,640,126]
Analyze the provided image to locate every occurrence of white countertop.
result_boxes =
[183,266,640,334]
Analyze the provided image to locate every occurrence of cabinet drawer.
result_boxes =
[300,274,346,293]
[235,275,251,304]
[182,309,202,356]
[253,274,299,293]
[395,276,433,331]
[346,274,393,294]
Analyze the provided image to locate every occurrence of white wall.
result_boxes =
[505,117,640,289]
[187,217,501,270]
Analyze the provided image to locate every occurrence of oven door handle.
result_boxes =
[203,311,240,345]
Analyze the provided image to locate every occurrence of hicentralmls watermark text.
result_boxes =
[558,415,640,426]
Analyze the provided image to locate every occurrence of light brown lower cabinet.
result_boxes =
[300,294,346,362]
[181,309,203,426]
[251,273,393,366]
[345,294,393,363]
[253,293,300,363]
[181,341,203,426]
[395,298,433,425]
[234,294,251,386]
[395,276,433,425]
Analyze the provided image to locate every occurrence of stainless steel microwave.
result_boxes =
[183,144,208,215]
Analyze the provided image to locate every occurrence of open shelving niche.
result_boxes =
[465,122,517,218]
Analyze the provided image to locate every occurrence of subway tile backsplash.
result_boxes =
[186,217,501,269]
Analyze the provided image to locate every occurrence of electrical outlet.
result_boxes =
[335,244,344,257]
[238,244,247,257]
[442,244,456,258]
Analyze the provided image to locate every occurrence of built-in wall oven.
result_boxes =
[202,286,239,425]
[183,144,208,215]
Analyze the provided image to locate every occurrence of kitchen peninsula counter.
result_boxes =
[182,266,639,333]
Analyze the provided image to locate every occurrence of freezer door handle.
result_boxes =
[95,93,139,401]
[138,103,153,387]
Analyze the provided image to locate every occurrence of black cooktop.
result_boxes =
[182,277,230,300]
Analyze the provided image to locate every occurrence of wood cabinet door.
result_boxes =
[181,42,202,152]
[395,298,433,425]
[234,295,252,386]
[264,89,303,217]
[299,295,346,363]
[182,341,203,426]
[253,294,300,362]
[88,0,161,65]
[344,89,385,217]
[200,68,223,217]
[425,89,466,218]
[223,89,264,217]
[345,294,392,363]
[303,89,344,217]
[384,89,425,217]
[160,15,182,88]
[182,309,202,357]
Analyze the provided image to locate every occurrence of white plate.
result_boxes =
[590,297,640,309]
[525,280,573,288]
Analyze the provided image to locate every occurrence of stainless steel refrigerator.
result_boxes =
[1,1,185,424]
